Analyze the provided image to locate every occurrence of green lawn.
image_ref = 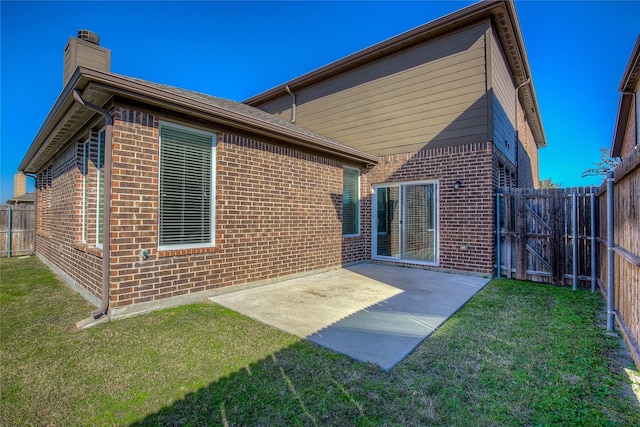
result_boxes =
[1,256,638,426]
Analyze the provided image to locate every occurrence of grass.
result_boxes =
[1,256,639,426]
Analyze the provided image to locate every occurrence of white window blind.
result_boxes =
[159,123,216,249]
[82,138,90,243]
[97,129,105,247]
[343,167,360,236]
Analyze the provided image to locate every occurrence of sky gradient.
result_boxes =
[1,0,639,202]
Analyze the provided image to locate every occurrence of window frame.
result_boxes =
[96,127,105,249]
[157,121,217,251]
[342,166,361,237]
[371,180,440,266]
[81,137,90,244]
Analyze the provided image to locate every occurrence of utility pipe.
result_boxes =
[285,85,296,123]
[572,191,578,291]
[72,90,113,319]
[496,193,501,278]
[590,189,596,292]
[606,171,615,332]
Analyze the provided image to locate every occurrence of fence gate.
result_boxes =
[496,187,596,287]
[0,205,35,258]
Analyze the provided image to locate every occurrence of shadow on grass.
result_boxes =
[129,338,388,427]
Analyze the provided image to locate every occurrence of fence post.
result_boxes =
[7,205,12,258]
[590,189,596,292]
[515,189,527,280]
[496,192,501,279]
[572,190,578,291]
[606,171,615,332]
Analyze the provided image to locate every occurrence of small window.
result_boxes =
[342,166,360,236]
[159,122,216,250]
[377,187,388,234]
[82,138,90,243]
[96,128,105,247]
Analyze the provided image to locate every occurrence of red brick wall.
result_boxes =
[35,104,497,313]
[35,142,102,300]
[352,142,496,274]
[107,106,344,309]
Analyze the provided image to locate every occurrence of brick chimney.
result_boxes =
[14,172,26,198]
[63,29,111,86]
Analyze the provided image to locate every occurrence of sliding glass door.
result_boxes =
[373,182,438,264]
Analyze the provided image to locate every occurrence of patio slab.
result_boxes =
[210,262,489,371]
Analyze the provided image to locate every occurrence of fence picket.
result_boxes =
[0,205,35,257]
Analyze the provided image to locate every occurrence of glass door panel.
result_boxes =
[376,186,400,258]
[374,182,437,264]
[404,184,436,262]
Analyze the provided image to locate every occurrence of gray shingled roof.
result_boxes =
[123,74,369,159]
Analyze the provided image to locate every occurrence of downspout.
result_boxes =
[72,89,113,319]
[285,85,296,123]
[514,78,530,186]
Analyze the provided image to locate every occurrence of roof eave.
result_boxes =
[19,68,85,173]
[611,93,633,158]
[83,70,378,165]
[500,0,546,148]
[617,36,640,92]
[244,0,504,106]
[244,0,546,148]
[20,68,378,174]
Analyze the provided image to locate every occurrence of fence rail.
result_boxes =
[496,187,596,288]
[497,149,639,369]
[596,149,640,369]
[0,205,35,257]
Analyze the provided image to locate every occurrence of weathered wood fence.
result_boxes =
[0,205,35,257]
[497,149,639,369]
[496,187,597,288]
[596,149,640,369]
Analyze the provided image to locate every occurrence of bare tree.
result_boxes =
[582,148,620,178]
[539,178,562,189]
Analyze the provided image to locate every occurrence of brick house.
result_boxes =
[19,0,545,320]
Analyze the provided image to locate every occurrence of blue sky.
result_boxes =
[1,1,639,201]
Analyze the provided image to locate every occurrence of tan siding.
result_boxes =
[490,30,516,162]
[258,22,490,155]
[63,38,110,85]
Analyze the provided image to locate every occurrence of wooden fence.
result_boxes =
[496,187,597,288]
[596,149,640,369]
[497,149,639,368]
[0,205,35,257]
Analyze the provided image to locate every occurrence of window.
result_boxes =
[96,128,105,247]
[159,122,216,250]
[82,138,90,243]
[377,187,388,234]
[342,166,360,236]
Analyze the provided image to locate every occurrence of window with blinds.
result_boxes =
[159,123,216,250]
[97,129,105,247]
[82,138,90,243]
[343,166,360,236]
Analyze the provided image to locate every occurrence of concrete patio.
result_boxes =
[210,262,490,371]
